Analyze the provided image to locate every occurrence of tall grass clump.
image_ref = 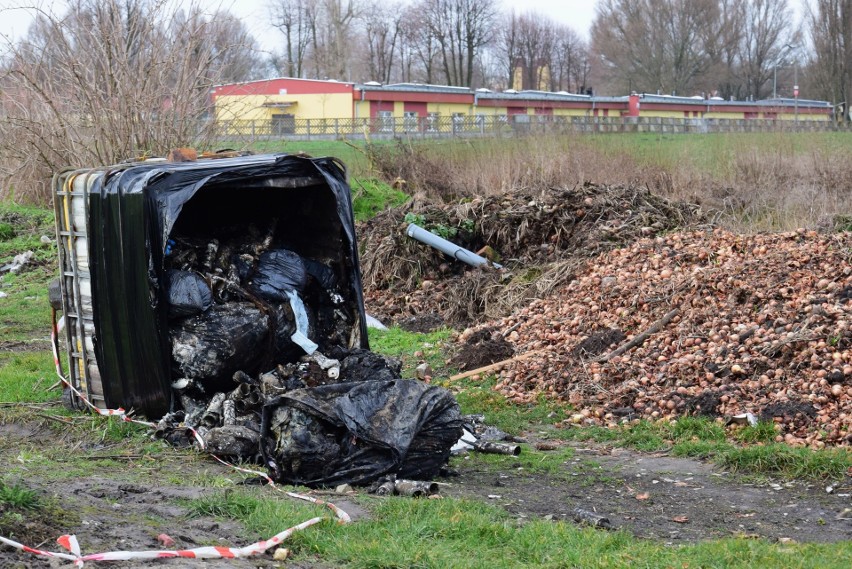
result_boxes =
[368,131,852,232]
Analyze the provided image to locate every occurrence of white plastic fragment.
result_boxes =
[730,412,758,427]
[286,289,318,354]
[365,313,388,330]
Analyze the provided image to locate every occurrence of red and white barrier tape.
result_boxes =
[5,310,353,566]
[50,308,155,427]
[2,517,326,567]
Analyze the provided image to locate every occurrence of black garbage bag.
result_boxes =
[250,249,308,301]
[339,349,401,383]
[166,270,213,318]
[171,302,270,390]
[261,379,463,487]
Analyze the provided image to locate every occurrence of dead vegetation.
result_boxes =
[361,181,705,326]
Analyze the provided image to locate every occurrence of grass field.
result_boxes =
[2,136,852,567]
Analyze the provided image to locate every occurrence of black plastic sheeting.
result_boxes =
[261,379,463,487]
[87,155,368,418]
[165,270,212,318]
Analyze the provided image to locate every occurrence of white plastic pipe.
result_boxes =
[405,223,502,269]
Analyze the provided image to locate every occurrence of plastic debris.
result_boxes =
[1,250,33,273]
[573,508,612,529]
[365,313,389,330]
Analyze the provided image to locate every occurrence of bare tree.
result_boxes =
[551,24,589,93]
[495,11,519,88]
[270,0,314,77]
[808,0,852,112]
[400,6,440,83]
[736,0,796,99]
[418,0,498,87]
[361,0,402,83]
[0,0,262,202]
[591,0,722,96]
[513,12,556,90]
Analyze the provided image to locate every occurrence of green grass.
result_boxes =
[187,489,852,568]
[550,417,852,480]
[368,326,453,379]
[454,445,576,477]
[0,479,39,510]
[717,444,852,479]
[0,202,57,343]
[0,352,60,403]
[247,139,377,177]
[351,177,409,221]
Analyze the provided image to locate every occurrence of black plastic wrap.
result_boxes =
[87,155,369,418]
[250,249,308,301]
[261,380,463,487]
[166,270,212,318]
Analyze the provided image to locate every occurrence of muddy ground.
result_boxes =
[1,411,849,568]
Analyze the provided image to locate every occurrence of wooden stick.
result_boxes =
[449,350,545,381]
[594,308,680,363]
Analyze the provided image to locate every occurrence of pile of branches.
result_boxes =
[360,182,705,326]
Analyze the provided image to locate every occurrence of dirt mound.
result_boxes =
[360,183,705,326]
[449,327,515,371]
[462,228,852,446]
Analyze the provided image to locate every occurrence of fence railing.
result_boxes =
[213,114,852,142]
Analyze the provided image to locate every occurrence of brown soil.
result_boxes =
[449,328,515,371]
[446,441,852,543]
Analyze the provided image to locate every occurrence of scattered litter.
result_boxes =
[728,413,759,427]
[488,494,502,499]
[635,492,650,501]
[572,508,612,529]
[367,475,440,497]
[0,291,6,298]
[40,234,52,244]
[450,415,524,456]
[273,548,290,561]
[415,362,433,380]
[406,222,503,269]
[672,516,689,523]
[1,250,33,273]
[365,313,388,330]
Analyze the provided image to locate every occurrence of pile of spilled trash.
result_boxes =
[155,231,464,487]
[52,154,467,489]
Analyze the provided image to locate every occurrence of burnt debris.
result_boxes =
[147,157,461,487]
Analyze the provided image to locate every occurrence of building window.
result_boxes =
[452,112,466,132]
[403,111,418,132]
[378,110,394,132]
[427,112,439,132]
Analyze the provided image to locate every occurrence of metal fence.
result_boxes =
[214,114,852,143]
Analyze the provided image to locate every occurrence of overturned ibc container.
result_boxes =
[53,154,369,418]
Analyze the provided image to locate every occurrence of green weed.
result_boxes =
[0,352,59,402]
[351,177,409,221]
[717,444,851,480]
[0,480,39,510]
[368,326,452,378]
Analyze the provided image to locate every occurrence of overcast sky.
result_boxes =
[0,0,600,51]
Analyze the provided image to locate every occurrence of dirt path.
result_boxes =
[447,442,852,543]
[2,414,850,568]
